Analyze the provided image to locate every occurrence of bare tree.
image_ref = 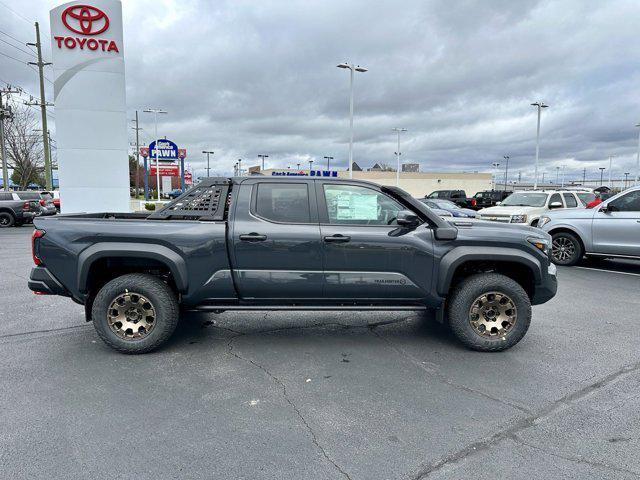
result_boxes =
[4,98,44,189]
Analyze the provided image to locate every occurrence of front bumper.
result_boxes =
[28,266,69,296]
[531,262,558,305]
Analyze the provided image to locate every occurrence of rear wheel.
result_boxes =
[551,232,583,266]
[447,273,531,352]
[92,273,179,354]
[0,212,15,228]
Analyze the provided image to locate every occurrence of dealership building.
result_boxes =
[256,168,492,198]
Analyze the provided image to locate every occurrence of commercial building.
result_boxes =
[257,168,492,198]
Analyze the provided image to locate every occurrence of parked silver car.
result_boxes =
[539,187,640,265]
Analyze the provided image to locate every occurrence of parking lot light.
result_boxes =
[531,101,549,189]
[635,123,640,185]
[337,62,367,179]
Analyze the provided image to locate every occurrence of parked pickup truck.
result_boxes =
[425,190,477,209]
[29,177,557,354]
[0,192,40,227]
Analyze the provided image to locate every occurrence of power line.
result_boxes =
[0,29,29,46]
[0,1,32,25]
[0,49,28,64]
[0,38,36,58]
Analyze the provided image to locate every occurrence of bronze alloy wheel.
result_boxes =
[552,236,576,263]
[468,291,517,338]
[107,292,157,340]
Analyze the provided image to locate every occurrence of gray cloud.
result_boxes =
[2,0,640,182]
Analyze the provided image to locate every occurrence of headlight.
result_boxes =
[538,216,551,228]
[527,236,549,254]
[511,214,527,223]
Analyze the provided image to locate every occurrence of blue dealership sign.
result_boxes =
[272,170,338,177]
[148,139,179,160]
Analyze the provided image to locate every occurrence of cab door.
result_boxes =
[230,179,323,299]
[316,181,435,302]
[592,190,640,256]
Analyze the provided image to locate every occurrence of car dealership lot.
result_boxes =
[1,226,639,479]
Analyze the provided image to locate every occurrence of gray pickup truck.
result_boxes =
[28,177,557,354]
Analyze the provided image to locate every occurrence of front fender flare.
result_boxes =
[77,242,188,294]
[437,246,543,295]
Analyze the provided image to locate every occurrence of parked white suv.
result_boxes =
[477,190,584,226]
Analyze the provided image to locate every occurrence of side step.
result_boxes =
[194,305,428,312]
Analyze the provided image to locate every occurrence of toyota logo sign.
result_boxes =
[54,3,119,53]
[62,5,110,35]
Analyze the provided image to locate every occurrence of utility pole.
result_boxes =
[0,87,20,191]
[26,22,53,190]
[202,150,214,177]
[582,168,586,185]
[503,155,509,190]
[258,154,269,171]
[131,111,144,199]
[324,156,333,171]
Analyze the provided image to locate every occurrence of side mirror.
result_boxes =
[549,201,563,209]
[600,204,615,213]
[435,226,458,241]
[397,210,420,227]
[495,201,502,206]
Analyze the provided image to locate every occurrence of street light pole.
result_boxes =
[531,101,549,189]
[202,150,214,177]
[556,166,560,185]
[635,123,640,186]
[324,156,333,171]
[258,154,269,171]
[143,108,168,201]
[492,162,500,190]
[599,167,605,186]
[503,155,509,190]
[392,128,407,186]
[309,159,314,172]
[337,63,368,179]
[624,172,630,189]
[237,159,242,176]
[608,155,615,187]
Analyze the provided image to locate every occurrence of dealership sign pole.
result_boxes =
[50,1,128,212]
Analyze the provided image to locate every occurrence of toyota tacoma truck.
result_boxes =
[28,177,557,354]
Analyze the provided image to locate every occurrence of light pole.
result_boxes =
[608,155,615,187]
[635,123,640,185]
[324,156,333,171]
[624,172,630,189]
[202,150,214,177]
[143,108,167,201]
[237,159,242,176]
[492,162,500,190]
[297,163,301,171]
[531,101,549,189]
[258,154,269,171]
[392,128,407,186]
[541,171,545,185]
[233,162,238,176]
[556,166,560,185]
[503,155,509,190]
[561,165,565,188]
[337,62,368,179]
[599,167,605,186]
[309,159,314,172]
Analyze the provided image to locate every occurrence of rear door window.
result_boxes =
[253,183,311,223]
[16,192,40,200]
[563,193,578,208]
[548,193,562,207]
[0,193,12,201]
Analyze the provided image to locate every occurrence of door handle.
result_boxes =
[239,233,267,242]
[323,234,351,243]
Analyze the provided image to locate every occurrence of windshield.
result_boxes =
[501,192,548,207]
[577,192,595,205]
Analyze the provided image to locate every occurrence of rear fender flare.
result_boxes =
[77,242,188,294]
[437,246,542,295]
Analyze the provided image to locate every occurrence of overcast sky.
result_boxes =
[2,0,640,181]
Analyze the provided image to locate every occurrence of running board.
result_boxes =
[194,305,428,312]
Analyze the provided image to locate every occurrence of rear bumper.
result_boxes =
[28,266,69,296]
[531,263,558,305]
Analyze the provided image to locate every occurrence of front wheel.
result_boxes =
[447,273,531,352]
[91,273,179,354]
[551,232,583,266]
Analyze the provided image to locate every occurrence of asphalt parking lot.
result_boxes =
[1,225,639,479]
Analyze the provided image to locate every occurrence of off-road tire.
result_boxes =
[92,273,179,354]
[551,232,583,266]
[0,212,15,228]
[447,273,531,352]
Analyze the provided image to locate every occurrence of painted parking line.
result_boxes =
[573,266,640,277]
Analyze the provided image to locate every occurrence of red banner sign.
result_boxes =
[184,171,193,184]
[150,164,180,176]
